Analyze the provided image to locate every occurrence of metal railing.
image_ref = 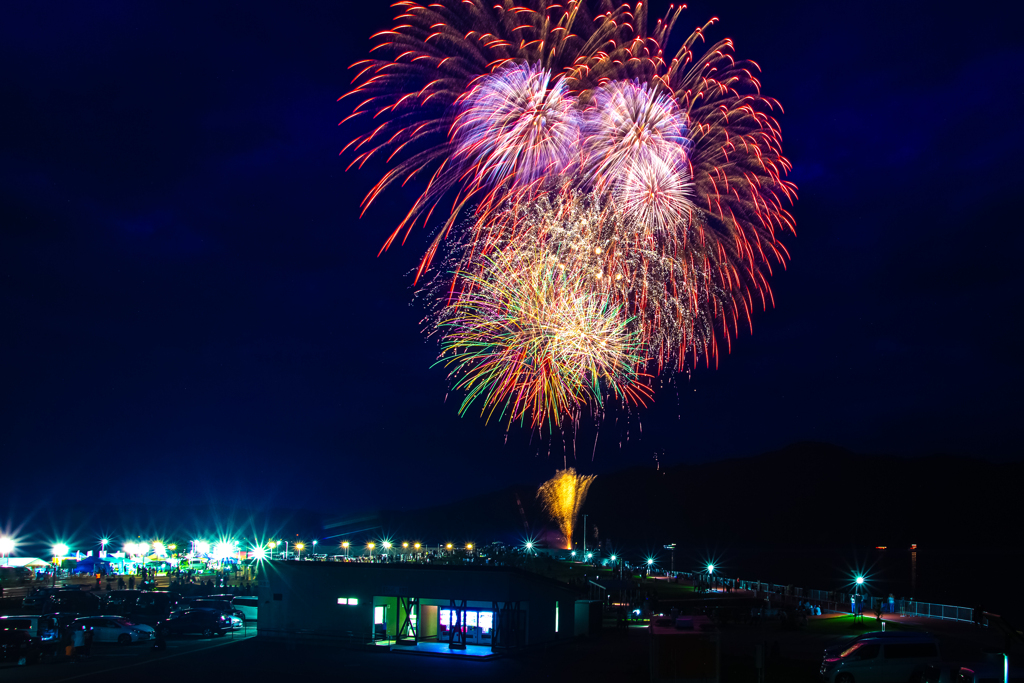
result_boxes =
[722,578,976,623]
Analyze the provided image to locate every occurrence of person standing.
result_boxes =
[71,627,85,663]
[128,576,135,590]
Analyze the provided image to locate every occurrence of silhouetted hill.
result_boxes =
[378,441,1022,552]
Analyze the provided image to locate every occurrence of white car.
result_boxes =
[70,616,155,645]
[231,596,258,622]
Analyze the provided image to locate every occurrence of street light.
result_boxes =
[312,540,318,558]
[268,541,277,559]
[367,542,375,558]
[341,541,349,558]
[586,552,593,560]
[0,537,14,566]
[295,542,305,560]
[856,575,865,585]
[707,563,715,574]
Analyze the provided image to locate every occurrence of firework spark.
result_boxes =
[537,468,596,550]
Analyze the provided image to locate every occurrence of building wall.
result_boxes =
[257,561,578,647]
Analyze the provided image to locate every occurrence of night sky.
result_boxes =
[2,0,1022,519]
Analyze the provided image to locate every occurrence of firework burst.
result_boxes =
[436,241,648,431]
[344,1,797,429]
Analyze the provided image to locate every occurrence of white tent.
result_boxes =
[4,557,49,568]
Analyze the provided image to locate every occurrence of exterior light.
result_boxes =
[446,543,453,550]
[295,542,304,551]
[196,541,210,555]
[367,542,375,550]
[856,576,864,585]
[341,541,349,549]
[268,541,277,549]
[610,555,617,561]
[138,542,149,555]
[707,564,715,574]
[0,538,14,555]
[167,544,176,551]
[586,553,593,559]
[53,543,69,557]
[252,546,266,561]
[466,544,473,550]
[153,542,165,556]
[571,551,576,557]
[525,541,533,550]
[382,541,392,550]
[414,543,421,550]
[402,542,409,549]
[647,558,654,565]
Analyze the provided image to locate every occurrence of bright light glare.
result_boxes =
[53,543,69,557]
[341,541,349,549]
[367,542,375,550]
[707,564,715,574]
[137,542,149,555]
[295,542,305,552]
[414,543,421,550]
[525,541,533,550]
[153,542,166,556]
[382,541,392,550]
[466,544,473,550]
[0,538,15,554]
[252,546,267,561]
[856,576,864,585]
[196,541,211,555]
[610,555,617,561]
[213,542,235,560]
[647,558,654,565]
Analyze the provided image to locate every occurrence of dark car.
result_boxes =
[103,590,142,615]
[155,610,232,638]
[127,592,181,627]
[0,629,42,665]
[43,591,102,615]
[189,599,244,622]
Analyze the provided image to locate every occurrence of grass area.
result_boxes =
[807,614,917,636]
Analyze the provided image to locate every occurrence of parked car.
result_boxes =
[0,629,42,665]
[821,635,941,683]
[955,660,1024,682]
[43,591,101,615]
[155,610,234,638]
[69,616,155,645]
[231,596,258,622]
[103,590,142,614]
[21,587,65,609]
[823,629,929,658]
[0,615,58,642]
[42,612,81,638]
[189,599,244,622]
[127,591,181,626]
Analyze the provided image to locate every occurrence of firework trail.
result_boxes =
[537,468,596,549]
[343,1,797,428]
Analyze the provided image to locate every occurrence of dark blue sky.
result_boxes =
[2,0,1022,518]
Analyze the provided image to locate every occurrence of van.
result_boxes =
[0,615,58,642]
[821,635,941,683]
[231,596,258,622]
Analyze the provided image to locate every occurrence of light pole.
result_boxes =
[312,540,318,558]
[367,542,375,559]
[582,514,588,557]
[52,544,69,587]
[268,541,277,559]
[342,541,349,558]
[295,542,304,560]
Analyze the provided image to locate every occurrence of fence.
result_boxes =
[721,578,976,623]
